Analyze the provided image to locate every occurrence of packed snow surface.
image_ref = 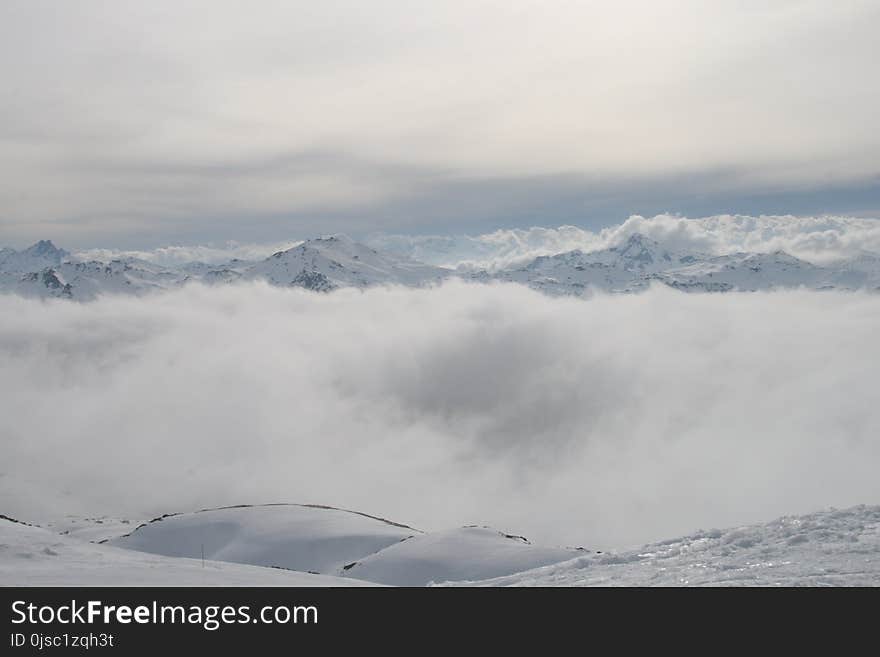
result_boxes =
[0,517,375,586]
[340,526,582,586]
[108,504,418,575]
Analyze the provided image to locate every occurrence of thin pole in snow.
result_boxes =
[201,543,205,568]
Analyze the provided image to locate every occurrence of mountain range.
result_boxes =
[2,232,879,301]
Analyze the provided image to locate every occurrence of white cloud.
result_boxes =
[1,282,878,548]
[370,214,880,270]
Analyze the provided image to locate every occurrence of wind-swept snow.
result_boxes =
[441,505,880,586]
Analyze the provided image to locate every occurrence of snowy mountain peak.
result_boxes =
[617,232,652,249]
[614,233,663,265]
[248,234,449,290]
[314,233,357,247]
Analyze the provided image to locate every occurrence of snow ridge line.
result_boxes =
[100,502,423,544]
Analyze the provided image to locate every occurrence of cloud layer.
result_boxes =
[1,282,878,548]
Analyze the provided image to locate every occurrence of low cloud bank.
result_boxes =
[370,214,880,270]
[1,282,878,548]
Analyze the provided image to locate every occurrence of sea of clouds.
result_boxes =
[2,281,878,548]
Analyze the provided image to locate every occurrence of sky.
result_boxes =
[2,1,879,249]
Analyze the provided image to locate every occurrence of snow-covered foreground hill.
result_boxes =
[106,505,583,586]
[443,505,880,587]
[0,517,375,587]
[3,504,878,586]
[340,526,582,586]
[108,504,421,575]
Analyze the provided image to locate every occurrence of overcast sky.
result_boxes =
[2,1,879,248]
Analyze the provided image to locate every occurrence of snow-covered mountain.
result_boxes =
[652,251,828,293]
[2,232,879,300]
[0,234,449,299]
[244,234,450,290]
[478,233,880,295]
[477,233,702,294]
[8,258,193,301]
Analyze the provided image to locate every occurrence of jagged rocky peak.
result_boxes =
[0,239,70,273]
[613,233,667,263]
[291,270,336,292]
[25,239,67,258]
[21,268,73,298]
[314,233,355,246]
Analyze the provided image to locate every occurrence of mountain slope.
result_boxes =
[653,251,829,292]
[482,234,880,295]
[9,259,191,301]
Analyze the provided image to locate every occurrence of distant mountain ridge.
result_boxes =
[2,232,879,300]
[0,239,69,273]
